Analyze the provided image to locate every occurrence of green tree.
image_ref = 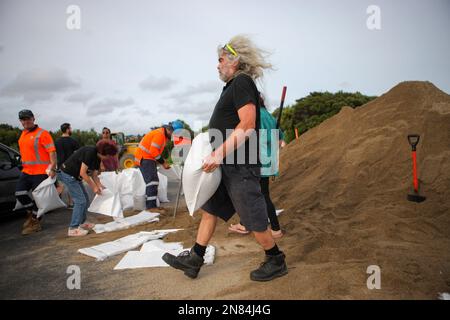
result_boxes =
[273,91,377,143]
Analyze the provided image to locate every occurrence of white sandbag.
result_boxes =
[117,169,135,195]
[93,210,160,234]
[114,243,215,270]
[140,239,184,252]
[438,293,450,300]
[32,177,66,217]
[158,165,182,181]
[132,168,146,196]
[120,194,134,211]
[88,188,123,218]
[182,133,221,215]
[157,173,169,203]
[88,172,125,218]
[78,231,164,261]
[133,195,146,211]
[79,229,183,261]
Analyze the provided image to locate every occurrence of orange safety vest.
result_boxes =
[134,127,167,166]
[18,126,56,175]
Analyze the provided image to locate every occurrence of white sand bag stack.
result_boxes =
[182,133,221,215]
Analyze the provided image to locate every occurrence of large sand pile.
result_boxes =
[269,81,450,298]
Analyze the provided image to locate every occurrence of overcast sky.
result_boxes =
[0,0,449,134]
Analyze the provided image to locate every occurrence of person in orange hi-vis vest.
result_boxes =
[15,109,57,235]
[134,120,184,214]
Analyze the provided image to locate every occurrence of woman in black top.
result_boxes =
[57,140,118,237]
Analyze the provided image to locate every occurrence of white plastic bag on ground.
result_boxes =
[113,242,214,270]
[32,177,66,217]
[78,229,182,261]
[93,210,160,234]
[182,133,221,215]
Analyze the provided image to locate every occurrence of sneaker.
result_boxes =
[22,216,42,235]
[162,248,204,279]
[80,222,95,230]
[68,227,89,237]
[250,252,288,282]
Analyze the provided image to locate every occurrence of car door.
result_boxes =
[0,145,21,211]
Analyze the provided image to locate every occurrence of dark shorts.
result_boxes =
[201,165,268,232]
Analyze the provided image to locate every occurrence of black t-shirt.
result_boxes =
[62,146,100,180]
[208,73,260,166]
[55,136,80,168]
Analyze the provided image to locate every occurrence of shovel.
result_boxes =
[407,134,426,203]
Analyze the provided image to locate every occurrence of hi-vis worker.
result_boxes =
[134,120,184,214]
[16,109,57,235]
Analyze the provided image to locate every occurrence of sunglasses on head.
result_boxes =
[223,44,238,56]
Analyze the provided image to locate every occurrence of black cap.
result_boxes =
[18,109,34,120]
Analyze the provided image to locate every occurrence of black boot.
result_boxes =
[162,248,204,279]
[250,252,288,281]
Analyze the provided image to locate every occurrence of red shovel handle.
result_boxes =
[412,151,419,192]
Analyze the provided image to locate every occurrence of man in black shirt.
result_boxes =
[55,123,79,169]
[163,35,288,282]
[55,123,79,207]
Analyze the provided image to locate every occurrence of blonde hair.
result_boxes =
[218,35,273,80]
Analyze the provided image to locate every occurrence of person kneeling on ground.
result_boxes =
[57,140,118,237]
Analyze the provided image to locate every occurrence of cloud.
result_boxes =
[167,81,220,102]
[139,76,177,91]
[0,44,3,53]
[163,98,217,119]
[87,97,135,116]
[338,81,351,89]
[1,68,80,102]
[65,92,95,105]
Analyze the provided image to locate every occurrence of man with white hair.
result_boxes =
[163,35,288,282]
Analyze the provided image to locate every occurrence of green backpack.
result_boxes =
[259,107,284,177]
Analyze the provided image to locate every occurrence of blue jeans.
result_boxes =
[57,171,89,228]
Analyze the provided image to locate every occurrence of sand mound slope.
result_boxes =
[269,81,450,298]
